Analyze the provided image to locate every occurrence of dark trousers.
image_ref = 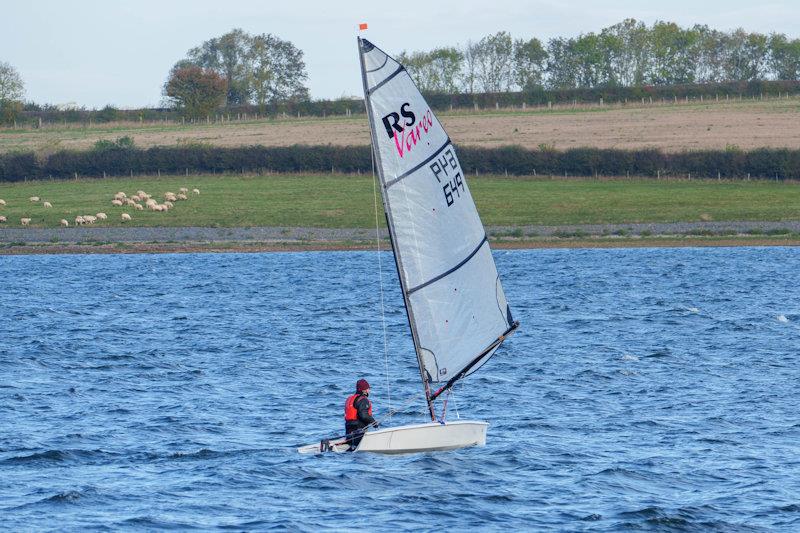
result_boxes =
[345,421,366,450]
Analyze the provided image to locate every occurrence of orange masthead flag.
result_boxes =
[359,23,368,30]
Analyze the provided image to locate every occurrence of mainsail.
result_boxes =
[358,38,518,416]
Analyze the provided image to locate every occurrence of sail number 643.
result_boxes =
[429,147,465,207]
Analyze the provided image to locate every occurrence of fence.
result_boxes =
[7,79,800,129]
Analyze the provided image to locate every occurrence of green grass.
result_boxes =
[1,174,799,229]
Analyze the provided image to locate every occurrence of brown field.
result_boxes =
[2,97,799,155]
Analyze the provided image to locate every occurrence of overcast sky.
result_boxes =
[2,0,798,108]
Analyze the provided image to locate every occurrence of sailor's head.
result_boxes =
[356,378,370,395]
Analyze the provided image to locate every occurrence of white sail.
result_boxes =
[359,39,517,392]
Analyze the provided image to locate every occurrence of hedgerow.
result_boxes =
[1,145,798,182]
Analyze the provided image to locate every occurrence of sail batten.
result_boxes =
[368,65,405,94]
[407,235,488,296]
[385,138,453,188]
[358,37,517,393]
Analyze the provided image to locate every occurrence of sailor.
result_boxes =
[344,379,378,451]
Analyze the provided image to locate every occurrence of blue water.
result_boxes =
[2,247,800,531]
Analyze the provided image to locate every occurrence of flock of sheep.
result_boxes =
[0,188,200,227]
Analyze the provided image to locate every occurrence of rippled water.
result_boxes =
[2,247,800,531]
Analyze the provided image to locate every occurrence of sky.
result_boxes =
[2,0,798,109]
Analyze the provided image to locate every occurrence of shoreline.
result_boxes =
[2,234,799,255]
[2,223,800,255]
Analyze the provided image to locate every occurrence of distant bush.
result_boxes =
[93,136,135,151]
[1,144,799,182]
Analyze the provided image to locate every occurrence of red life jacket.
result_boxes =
[344,393,372,421]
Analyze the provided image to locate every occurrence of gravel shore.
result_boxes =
[1,221,800,245]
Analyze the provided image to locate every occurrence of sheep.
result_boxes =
[160,204,170,211]
[115,191,127,198]
[164,201,174,208]
[149,203,160,211]
[121,213,131,222]
[136,190,147,197]
[134,203,144,211]
[192,188,200,195]
[164,194,177,203]
[83,215,97,224]
[29,196,40,202]
[75,216,85,225]
[43,201,53,208]
[96,212,107,220]
[0,199,6,205]
[176,193,188,201]
[0,215,6,223]
[179,187,188,193]
[60,219,69,227]
[125,199,137,207]
[21,217,31,226]
[131,195,141,202]
[111,199,123,207]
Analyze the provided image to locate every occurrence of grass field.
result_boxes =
[2,97,799,155]
[1,174,799,229]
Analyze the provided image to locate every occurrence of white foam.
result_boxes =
[777,314,789,323]
[622,354,639,362]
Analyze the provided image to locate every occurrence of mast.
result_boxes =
[357,37,436,421]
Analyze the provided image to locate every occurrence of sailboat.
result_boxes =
[297,37,519,455]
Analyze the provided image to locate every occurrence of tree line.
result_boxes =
[400,19,800,93]
[2,144,799,182]
[3,20,800,125]
[164,28,309,117]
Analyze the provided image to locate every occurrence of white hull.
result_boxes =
[297,420,488,455]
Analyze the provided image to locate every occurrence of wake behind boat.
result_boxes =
[298,36,518,455]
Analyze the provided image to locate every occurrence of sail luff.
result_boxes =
[358,38,436,421]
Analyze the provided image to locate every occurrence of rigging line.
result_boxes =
[371,147,392,414]
[452,382,461,420]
